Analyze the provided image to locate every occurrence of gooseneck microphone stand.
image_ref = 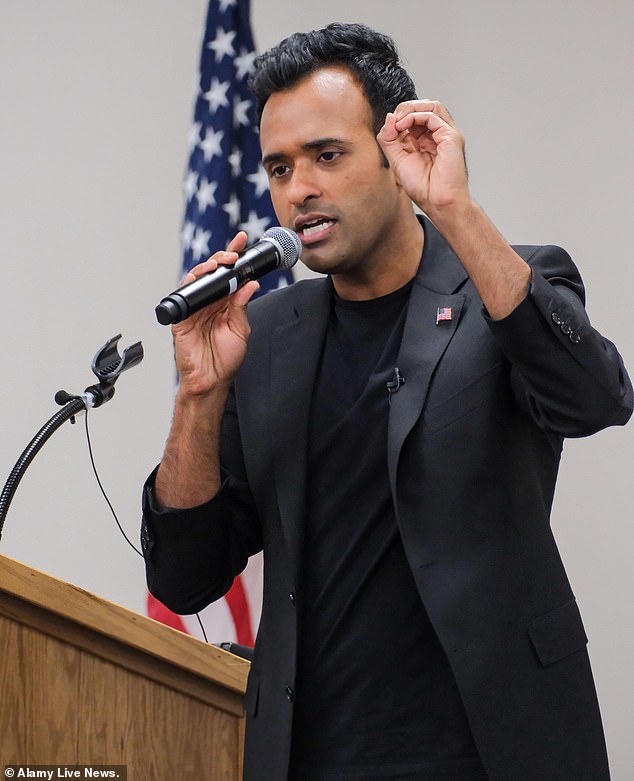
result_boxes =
[0,334,143,541]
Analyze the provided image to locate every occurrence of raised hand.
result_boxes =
[377,100,469,216]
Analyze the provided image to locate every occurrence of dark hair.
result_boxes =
[249,23,417,135]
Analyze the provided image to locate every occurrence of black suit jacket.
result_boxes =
[143,217,632,780]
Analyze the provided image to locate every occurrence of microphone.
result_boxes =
[386,368,405,406]
[155,226,301,325]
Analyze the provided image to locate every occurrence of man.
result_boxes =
[141,23,632,781]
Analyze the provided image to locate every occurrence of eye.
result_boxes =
[269,164,290,178]
[318,150,342,163]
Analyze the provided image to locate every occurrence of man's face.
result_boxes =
[260,66,405,283]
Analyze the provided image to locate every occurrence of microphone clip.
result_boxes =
[56,334,144,411]
[386,367,405,405]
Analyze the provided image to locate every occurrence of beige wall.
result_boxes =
[1,2,632,776]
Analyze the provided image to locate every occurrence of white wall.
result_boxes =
[1,2,632,776]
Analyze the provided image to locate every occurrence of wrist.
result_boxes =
[424,195,479,236]
[174,382,229,418]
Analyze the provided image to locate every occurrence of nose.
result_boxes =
[286,162,321,206]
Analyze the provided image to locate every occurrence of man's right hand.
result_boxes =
[172,231,260,399]
[154,232,259,508]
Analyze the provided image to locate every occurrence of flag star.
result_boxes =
[187,121,202,151]
[247,164,270,198]
[203,77,230,112]
[228,147,242,177]
[199,127,224,162]
[234,48,257,81]
[223,193,241,227]
[239,210,271,240]
[183,170,198,201]
[191,228,212,261]
[207,27,236,64]
[275,276,290,290]
[196,178,218,212]
[218,0,237,11]
[233,95,252,127]
[181,221,196,251]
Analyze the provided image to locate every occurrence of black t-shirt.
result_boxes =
[288,281,486,781]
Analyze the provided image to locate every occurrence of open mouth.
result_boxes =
[296,217,337,241]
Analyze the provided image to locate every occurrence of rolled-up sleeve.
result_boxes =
[142,465,262,615]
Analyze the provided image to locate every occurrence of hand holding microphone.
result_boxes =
[155,226,301,325]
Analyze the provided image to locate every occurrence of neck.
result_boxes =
[332,211,424,301]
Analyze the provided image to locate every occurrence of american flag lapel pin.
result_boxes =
[436,306,452,325]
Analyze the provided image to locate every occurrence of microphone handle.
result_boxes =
[155,251,279,325]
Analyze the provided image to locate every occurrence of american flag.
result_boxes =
[436,306,452,325]
[181,0,293,289]
[147,0,285,647]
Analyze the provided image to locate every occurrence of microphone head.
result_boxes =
[260,226,302,269]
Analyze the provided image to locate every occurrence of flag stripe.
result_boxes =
[225,576,255,646]
[146,592,189,634]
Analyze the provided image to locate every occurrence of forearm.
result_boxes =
[429,198,531,320]
[144,382,263,613]
[154,385,229,508]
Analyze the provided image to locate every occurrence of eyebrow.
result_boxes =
[262,137,349,168]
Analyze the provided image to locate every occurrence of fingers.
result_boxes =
[181,231,249,284]
[394,99,456,127]
[378,111,400,143]
[226,230,249,254]
[385,100,457,141]
[378,100,458,146]
[182,251,237,284]
[232,279,260,308]
[381,101,464,160]
[393,110,450,138]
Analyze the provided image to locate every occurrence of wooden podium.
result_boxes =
[0,554,250,779]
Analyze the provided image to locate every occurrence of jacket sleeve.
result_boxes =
[486,244,633,437]
[141,386,262,615]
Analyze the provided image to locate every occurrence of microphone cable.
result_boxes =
[82,409,209,643]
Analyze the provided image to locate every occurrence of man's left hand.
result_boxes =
[377,100,470,216]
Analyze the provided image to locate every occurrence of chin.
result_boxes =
[302,245,350,276]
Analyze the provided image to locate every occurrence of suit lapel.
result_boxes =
[387,217,468,497]
[268,218,468,576]
[270,281,330,587]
